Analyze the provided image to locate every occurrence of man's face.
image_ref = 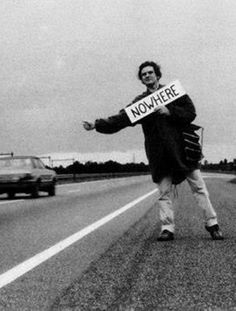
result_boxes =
[140,66,159,87]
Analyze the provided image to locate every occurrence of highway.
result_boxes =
[0,173,235,310]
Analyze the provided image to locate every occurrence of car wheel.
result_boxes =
[7,192,15,199]
[48,183,56,196]
[31,183,40,198]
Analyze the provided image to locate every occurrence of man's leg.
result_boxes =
[186,169,223,240]
[156,176,175,241]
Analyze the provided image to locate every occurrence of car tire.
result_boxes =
[48,183,56,196]
[31,183,40,198]
[7,192,15,199]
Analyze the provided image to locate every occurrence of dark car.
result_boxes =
[0,156,57,199]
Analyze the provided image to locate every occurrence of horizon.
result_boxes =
[38,148,236,168]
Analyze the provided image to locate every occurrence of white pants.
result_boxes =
[156,169,218,233]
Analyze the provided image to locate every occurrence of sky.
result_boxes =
[0,0,236,165]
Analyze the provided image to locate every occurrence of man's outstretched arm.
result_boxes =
[83,109,132,134]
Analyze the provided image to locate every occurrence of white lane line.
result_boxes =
[0,188,157,289]
[0,200,25,205]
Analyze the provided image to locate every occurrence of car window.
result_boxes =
[0,159,11,168]
[24,159,32,167]
[32,158,45,169]
[32,158,39,169]
[0,158,33,169]
[37,159,45,169]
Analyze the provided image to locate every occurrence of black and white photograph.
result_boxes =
[0,1,236,310]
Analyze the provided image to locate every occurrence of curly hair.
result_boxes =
[138,61,162,80]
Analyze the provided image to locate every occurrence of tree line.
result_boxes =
[52,158,236,174]
[53,160,149,174]
[201,158,236,172]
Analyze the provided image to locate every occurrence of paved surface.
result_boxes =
[51,175,236,311]
[0,174,235,310]
[0,176,156,310]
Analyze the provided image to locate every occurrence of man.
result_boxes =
[83,61,223,241]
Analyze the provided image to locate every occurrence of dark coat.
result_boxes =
[95,87,202,185]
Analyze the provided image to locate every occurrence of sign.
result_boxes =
[125,80,186,123]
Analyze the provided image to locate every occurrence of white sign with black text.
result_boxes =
[125,80,186,123]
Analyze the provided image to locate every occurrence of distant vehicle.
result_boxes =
[0,156,57,199]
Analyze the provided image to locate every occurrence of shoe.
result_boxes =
[157,230,174,241]
[205,224,224,240]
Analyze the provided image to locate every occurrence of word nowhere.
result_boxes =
[125,80,186,123]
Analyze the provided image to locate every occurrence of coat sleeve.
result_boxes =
[167,94,197,126]
[95,108,132,134]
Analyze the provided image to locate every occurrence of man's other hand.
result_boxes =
[83,121,95,131]
[154,106,170,116]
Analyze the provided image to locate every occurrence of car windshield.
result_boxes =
[0,158,33,169]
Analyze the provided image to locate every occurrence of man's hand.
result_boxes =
[154,106,170,116]
[83,121,95,131]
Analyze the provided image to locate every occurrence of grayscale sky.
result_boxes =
[0,0,235,164]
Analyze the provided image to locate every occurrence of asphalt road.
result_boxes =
[0,173,235,310]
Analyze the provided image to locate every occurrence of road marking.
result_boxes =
[0,188,157,289]
[0,200,25,205]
